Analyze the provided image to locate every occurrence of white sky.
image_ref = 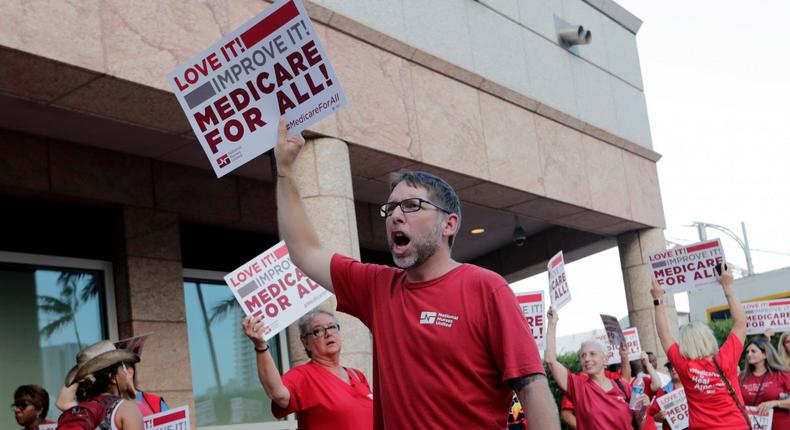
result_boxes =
[512,0,790,336]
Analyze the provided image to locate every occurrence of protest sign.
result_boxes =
[657,389,689,430]
[224,241,331,341]
[38,424,57,430]
[648,239,725,294]
[744,298,790,334]
[515,291,545,350]
[144,406,189,430]
[746,406,773,429]
[596,327,641,364]
[601,314,626,348]
[168,0,346,177]
[114,333,151,356]
[547,251,571,310]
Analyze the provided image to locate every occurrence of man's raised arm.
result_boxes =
[274,121,335,293]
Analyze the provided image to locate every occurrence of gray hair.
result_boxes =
[389,171,461,247]
[677,321,719,359]
[297,310,338,358]
[577,339,607,359]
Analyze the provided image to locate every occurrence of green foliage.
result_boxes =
[545,352,580,407]
[707,318,782,369]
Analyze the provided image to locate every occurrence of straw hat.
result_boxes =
[65,340,139,386]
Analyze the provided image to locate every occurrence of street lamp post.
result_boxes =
[692,221,754,276]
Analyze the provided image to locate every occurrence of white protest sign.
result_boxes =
[648,239,725,294]
[657,389,689,430]
[746,406,773,429]
[144,406,189,430]
[38,425,57,430]
[744,298,790,334]
[168,0,346,177]
[515,290,545,351]
[547,251,571,310]
[601,314,626,348]
[596,327,642,364]
[224,241,331,341]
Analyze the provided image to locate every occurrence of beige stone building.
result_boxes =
[0,0,677,428]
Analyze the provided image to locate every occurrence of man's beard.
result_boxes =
[391,219,443,269]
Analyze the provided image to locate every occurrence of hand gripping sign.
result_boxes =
[515,291,545,350]
[746,406,773,429]
[224,241,332,341]
[647,239,725,294]
[657,389,689,430]
[168,0,346,177]
[595,327,642,365]
[547,250,571,310]
[744,298,790,334]
[144,406,190,430]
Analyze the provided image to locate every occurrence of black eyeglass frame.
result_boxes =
[301,323,341,339]
[379,198,452,218]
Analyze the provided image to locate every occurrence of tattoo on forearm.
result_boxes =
[509,373,546,392]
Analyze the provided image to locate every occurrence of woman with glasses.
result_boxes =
[11,385,54,430]
[243,309,373,430]
[739,337,790,429]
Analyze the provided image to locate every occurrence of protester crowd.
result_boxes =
[11,126,790,430]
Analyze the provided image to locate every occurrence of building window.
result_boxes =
[0,251,115,425]
[184,270,294,429]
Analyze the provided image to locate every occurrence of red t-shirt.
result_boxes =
[561,370,622,410]
[272,360,373,430]
[740,370,790,429]
[564,370,635,430]
[667,332,748,430]
[330,254,545,429]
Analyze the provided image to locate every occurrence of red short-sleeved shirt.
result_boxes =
[564,370,635,430]
[272,361,373,430]
[330,254,545,429]
[667,332,749,430]
[740,370,790,429]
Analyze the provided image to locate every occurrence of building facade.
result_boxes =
[0,0,677,428]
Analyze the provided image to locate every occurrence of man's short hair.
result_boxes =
[389,171,462,247]
[14,384,49,418]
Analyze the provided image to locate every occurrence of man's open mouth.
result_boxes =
[392,231,411,247]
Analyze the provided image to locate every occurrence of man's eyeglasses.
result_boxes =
[379,198,451,218]
[302,323,340,339]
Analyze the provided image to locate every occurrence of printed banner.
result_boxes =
[167,0,346,177]
[224,241,331,341]
[515,290,545,351]
[144,406,189,430]
[657,389,689,430]
[647,239,725,294]
[547,251,571,310]
[746,406,773,429]
[744,298,790,334]
[596,327,642,365]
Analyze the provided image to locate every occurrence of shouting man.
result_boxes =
[274,122,559,429]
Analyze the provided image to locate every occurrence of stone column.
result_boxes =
[113,206,196,425]
[286,137,372,379]
[617,228,680,367]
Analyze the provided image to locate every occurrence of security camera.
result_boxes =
[513,226,527,247]
[558,25,592,46]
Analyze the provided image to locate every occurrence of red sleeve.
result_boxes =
[487,284,545,381]
[717,332,744,370]
[561,393,574,410]
[329,254,386,327]
[666,343,683,371]
[781,370,790,391]
[271,368,304,418]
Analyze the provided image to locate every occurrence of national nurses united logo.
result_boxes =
[419,311,458,328]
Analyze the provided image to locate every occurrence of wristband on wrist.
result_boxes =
[254,344,270,353]
[653,299,663,306]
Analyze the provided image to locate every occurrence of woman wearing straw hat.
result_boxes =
[59,340,144,430]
